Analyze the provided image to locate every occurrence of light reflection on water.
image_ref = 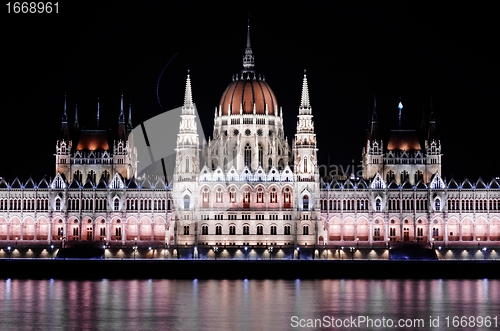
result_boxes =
[1,279,499,331]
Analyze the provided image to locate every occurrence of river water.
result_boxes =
[1,279,499,330]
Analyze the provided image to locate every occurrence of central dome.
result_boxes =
[219,74,278,116]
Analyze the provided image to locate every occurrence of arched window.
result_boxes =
[303,157,308,173]
[55,198,61,211]
[278,158,284,171]
[386,170,395,183]
[257,187,264,203]
[303,194,309,210]
[283,188,291,208]
[184,156,189,173]
[102,170,110,183]
[74,170,82,183]
[268,158,272,171]
[88,170,96,183]
[243,187,250,207]
[244,144,251,168]
[202,187,210,206]
[229,187,236,203]
[183,195,190,210]
[435,199,441,211]
[270,187,277,203]
[114,198,120,211]
[216,187,223,203]
[401,171,409,183]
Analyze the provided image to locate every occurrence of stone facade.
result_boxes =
[1,25,500,258]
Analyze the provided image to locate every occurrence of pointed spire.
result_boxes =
[97,97,101,127]
[242,16,255,73]
[398,97,403,127]
[371,93,378,123]
[73,103,79,130]
[184,70,193,107]
[62,93,68,123]
[127,100,133,130]
[429,94,434,118]
[428,95,437,142]
[299,69,311,114]
[182,70,195,116]
[61,93,69,142]
[119,91,125,124]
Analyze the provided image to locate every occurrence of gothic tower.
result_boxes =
[293,71,319,208]
[172,71,200,246]
[362,94,383,180]
[55,94,71,179]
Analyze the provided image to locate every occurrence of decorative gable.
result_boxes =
[370,173,386,189]
[110,173,125,189]
[51,173,67,189]
[430,172,445,189]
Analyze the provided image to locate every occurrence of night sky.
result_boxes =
[1,2,498,182]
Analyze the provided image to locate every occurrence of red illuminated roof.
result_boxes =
[76,130,109,151]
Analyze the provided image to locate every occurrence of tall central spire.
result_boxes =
[182,69,195,115]
[242,17,254,73]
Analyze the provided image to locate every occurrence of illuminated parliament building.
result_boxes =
[1,25,499,258]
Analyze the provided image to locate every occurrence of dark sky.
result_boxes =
[1,2,498,182]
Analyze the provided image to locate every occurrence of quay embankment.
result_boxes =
[1,242,500,279]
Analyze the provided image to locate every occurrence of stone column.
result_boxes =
[384,221,389,242]
[369,222,373,245]
[459,222,462,242]
[427,221,430,242]
[444,220,448,244]
[106,221,111,242]
[121,223,126,245]
[487,222,491,241]
[340,222,344,241]
[79,222,82,242]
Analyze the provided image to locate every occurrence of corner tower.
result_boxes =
[293,71,320,214]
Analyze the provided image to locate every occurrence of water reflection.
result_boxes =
[1,279,499,330]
